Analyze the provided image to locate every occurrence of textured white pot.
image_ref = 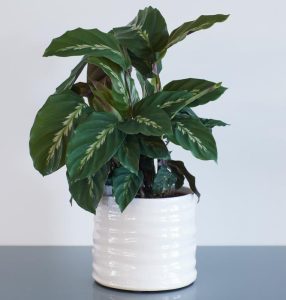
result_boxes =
[92,187,197,291]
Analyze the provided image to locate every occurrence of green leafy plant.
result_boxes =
[29,7,229,213]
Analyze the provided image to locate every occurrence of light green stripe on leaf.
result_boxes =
[168,115,217,161]
[29,90,88,176]
[67,112,125,180]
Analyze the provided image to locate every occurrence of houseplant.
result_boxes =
[29,7,228,291]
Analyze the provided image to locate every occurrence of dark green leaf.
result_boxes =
[113,6,169,58]
[136,82,223,118]
[152,166,177,195]
[139,156,155,197]
[29,91,88,176]
[178,107,198,117]
[167,14,229,48]
[163,78,227,107]
[56,58,87,93]
[200,118,229,128]
[66,112,125,180]
[171,167,185,190]
[168,115,217,161]
[135,90,193,117]
[87,56,139,114]
[136,71,154,97]
[87,56,129,102]
[178,107,228,128]
[88,83,126,120]
[127,51,153,77]
[112,167,143,212]
[118,104,172,136]
[67,165,109,214]
[115,135,140,174]
[138,135,170,159]
[166,160,200,199]
[43,28,129,69]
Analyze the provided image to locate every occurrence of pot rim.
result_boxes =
[104,186,193,201]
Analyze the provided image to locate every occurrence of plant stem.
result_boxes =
[124,71,133,117]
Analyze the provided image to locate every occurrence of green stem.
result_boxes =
[155,74,161,92]
[124,71,133,117]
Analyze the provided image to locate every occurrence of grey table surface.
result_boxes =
[0,247,285,300]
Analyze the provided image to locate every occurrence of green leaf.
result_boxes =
[112,167,143,212]
[89,83,126,119]
[43,28,129,69]
[200,118,229,128]
[67,165,109,214]
[138,135,170,159]
[178,107,228,129]
[87,56,139,114]
[112,6,169,59]
[137,90,193,117]
[128,51,153,77]
[56,58,87,93]
[168,115,217,161]
[87,62,110,86]
[171,167,185,190]
[152,166,177,195]
[29,91,88,176]
[136,71,155,97]
[115,135,140,174]
[135,86,221,118]
[87,56,129,102]
[166,160,200,199]
[66,112,125,180]
[163,78,227,107]
[167,14,229,48]
[118,104,172,136]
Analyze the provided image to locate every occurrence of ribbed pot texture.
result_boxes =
[92,187,197,291]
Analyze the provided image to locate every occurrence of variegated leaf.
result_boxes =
[134,84,221,118]
[152,166,177,195]
[135,90,191,115]
[89,84,125,120]
[66,112,125,180]
[200,118,229,129]
[43,28,130,69]
[87,56,128,100]
[112,6,169,59]
[115,135,140,174]
[118,105,172,136]
[168,115,217,161]
[136,71,154,97]
[163,78,227,107]
[29,91,88,175]
[87,56,139,107]
[67,165,109,214]
[167,14,229,48]
[178,107,229,130]
[112,167,143,212]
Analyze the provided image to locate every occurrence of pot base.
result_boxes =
[92,271,197,292]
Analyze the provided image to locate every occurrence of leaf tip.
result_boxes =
[43,48,50,57]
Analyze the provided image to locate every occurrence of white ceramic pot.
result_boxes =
[92,187,197,291]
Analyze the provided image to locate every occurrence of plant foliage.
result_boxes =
[30,7,229,213]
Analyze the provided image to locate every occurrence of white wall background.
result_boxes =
[0,0,285,245]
